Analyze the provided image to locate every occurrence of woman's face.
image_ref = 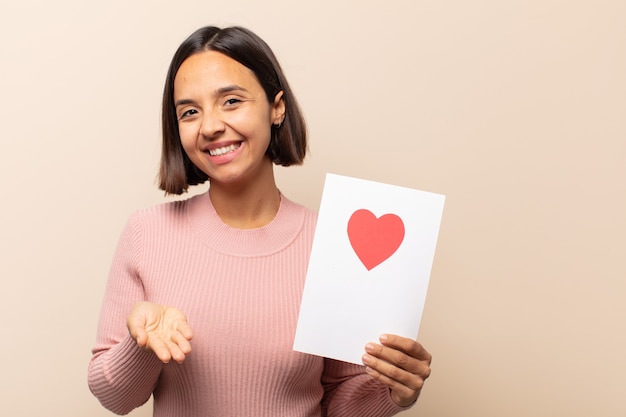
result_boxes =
[174,50,285,187]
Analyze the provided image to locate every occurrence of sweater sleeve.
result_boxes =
[321,358,412,417]
[88,213,163,415]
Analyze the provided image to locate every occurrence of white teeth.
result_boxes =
[208,144,239,156]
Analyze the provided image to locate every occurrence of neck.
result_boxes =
[208,168,281,229]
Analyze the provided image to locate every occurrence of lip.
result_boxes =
[202,140,242,152]
[202,140,244,165]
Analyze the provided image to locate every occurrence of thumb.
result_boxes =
[127,312,149,347]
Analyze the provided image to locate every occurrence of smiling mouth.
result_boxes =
[208,143,240,156]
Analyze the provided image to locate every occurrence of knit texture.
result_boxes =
[88,192,408,416]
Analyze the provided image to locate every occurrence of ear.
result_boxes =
[271,91,286,126]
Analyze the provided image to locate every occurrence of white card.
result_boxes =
[293,173,445,364]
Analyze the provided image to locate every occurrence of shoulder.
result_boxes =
[126,193,202,229]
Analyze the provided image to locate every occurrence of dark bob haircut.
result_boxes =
[158,26,307,195]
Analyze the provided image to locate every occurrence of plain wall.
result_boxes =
[1,1,624,416]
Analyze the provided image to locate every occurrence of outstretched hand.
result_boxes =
[127,301,193,364]
[362,334,432,407]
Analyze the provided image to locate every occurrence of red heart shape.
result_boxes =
[347,209,405,271]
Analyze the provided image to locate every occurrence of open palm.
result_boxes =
[127,301,193,363]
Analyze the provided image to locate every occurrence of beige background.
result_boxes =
[1,0,624,416]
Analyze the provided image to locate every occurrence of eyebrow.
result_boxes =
[217,84,249,95]
[174,84,250,108]
[174,98,196,107]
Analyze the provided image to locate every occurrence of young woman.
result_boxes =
[88,26,431,417]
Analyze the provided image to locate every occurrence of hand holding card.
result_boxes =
[363,334,433,406]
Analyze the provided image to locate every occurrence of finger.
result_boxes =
[135,329,148,348]
[379,334,432,364]
[171,332,192,355]
[146,335,173,363]
[127,302,161,346]
[128,325,148,347]
[365,341,423,376]
[362,348,426,392]
[164,330,195,363]
[165,340,187,364]
[127,317,149,347]
[174,320,193,341]
[150,328,191,363]
[362,354,424,407]
[166,320,192,359]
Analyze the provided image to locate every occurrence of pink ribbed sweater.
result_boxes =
[88,192,408,416]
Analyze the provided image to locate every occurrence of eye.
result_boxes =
[224,98,242,107]
[178,108,198,120]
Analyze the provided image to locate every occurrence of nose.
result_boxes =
[199,108,226,139]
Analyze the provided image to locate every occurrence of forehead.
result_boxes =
[174,50,260,96]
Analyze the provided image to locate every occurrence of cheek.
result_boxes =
[178,134,203,168]
[178,125,197,152]
[230,107,273,138]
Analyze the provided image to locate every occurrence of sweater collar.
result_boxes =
[186,191,306,256]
